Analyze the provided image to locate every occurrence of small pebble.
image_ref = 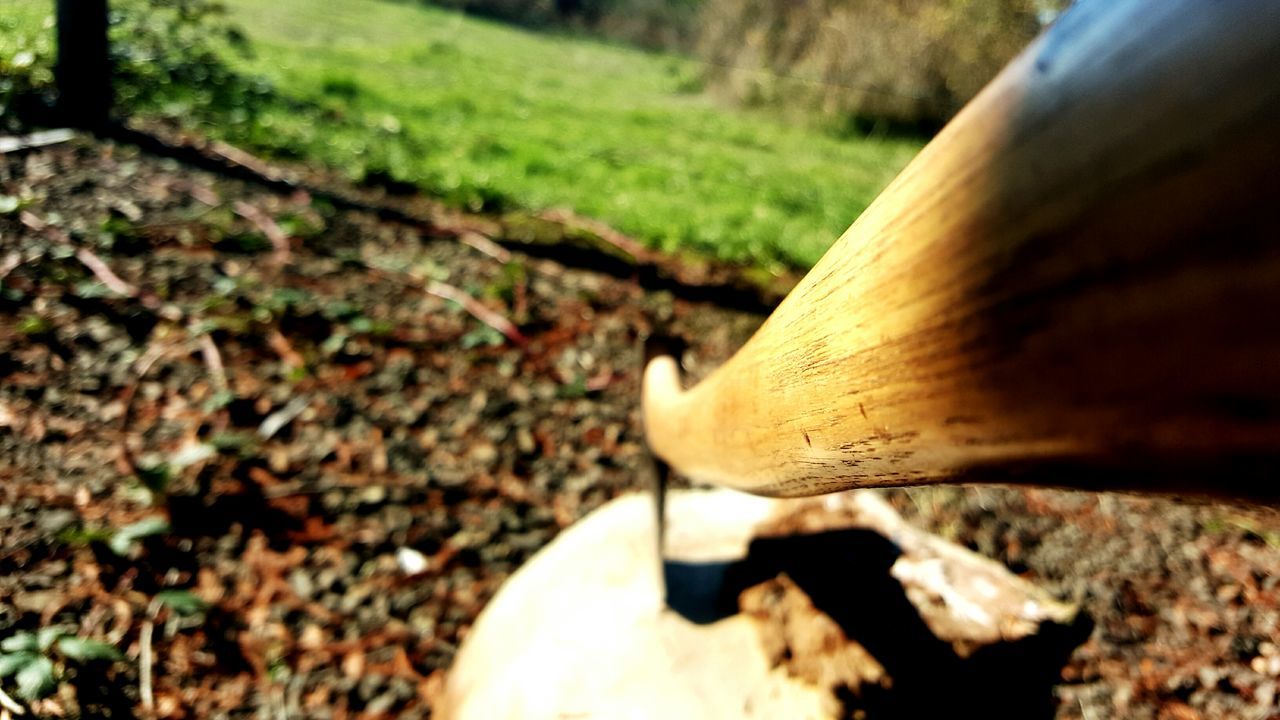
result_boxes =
[397,547,430,575]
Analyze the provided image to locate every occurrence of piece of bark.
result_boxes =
[740,574,891,698]
[758,492,1079,655]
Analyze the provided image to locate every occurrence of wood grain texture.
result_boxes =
[643,0,1280,499]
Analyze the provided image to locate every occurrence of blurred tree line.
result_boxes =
[428,0,705,51]
[426,0,1066,131]
[3,0,1065,135]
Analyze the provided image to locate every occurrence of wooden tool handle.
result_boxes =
[643,0,1280,499]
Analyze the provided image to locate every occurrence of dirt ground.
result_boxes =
[1,137,1278,719]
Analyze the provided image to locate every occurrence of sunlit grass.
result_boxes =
[2,0,924,268]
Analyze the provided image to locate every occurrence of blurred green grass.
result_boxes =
[3,0,924,269]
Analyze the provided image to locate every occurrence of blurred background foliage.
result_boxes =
[1,0,276,132]
[0,0,1062,268]
[422,0,1064,130]
[106,0,275,123]
[696,0,1055,133]
[428,0,706,51]
[0,1,57,131]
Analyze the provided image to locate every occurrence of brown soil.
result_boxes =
[1,136,1278,719]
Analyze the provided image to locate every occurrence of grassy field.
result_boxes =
[4,0,924,268]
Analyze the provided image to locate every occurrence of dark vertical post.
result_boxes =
[55,0,112,129]
[555,0,581,19]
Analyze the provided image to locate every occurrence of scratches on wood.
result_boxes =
[642,1,1280,499]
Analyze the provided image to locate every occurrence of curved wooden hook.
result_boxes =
[643,0,1280,499]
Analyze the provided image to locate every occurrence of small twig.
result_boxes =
[585,369,615,392]
[0,686,26,716]
[196,331,229,394]
[512,269,529,321]
[119,329,229,477]
[259,482,310,499]
[139,618,154,712]
[173,179,220,207]
[459,232,512,263]
[233,201,291,262]
[364,262,527,346]
[139,598,161,714]
[266,329,305,370]
[0,128,76,154]
[117,343,174,477]
[425,280,527,346]
[131,342,173,381]
[285,673,304,719]
[538,207,649,260]
[20,211,171,312]
[18,210,46,232]
[74,247,140,298]
[210,141,290,184]
[272,684,288,720]
[258,396,310,441]
[0,251,21,282]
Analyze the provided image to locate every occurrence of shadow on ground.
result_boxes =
[666,529,1092,719]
